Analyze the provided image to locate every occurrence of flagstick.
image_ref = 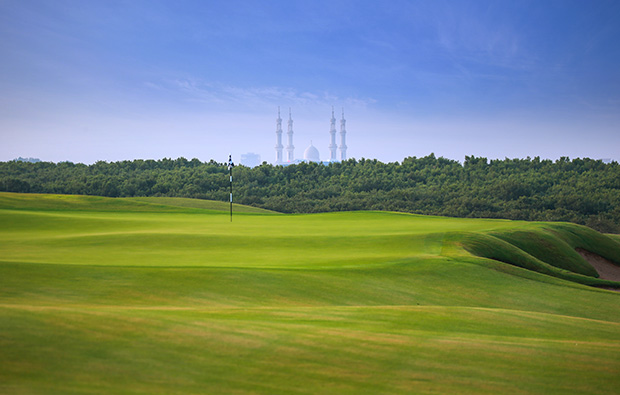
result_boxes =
[228,155,234,222]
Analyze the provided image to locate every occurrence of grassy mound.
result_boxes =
[0,192,276,214]
[1,192,620,394]
[457,223,620,288]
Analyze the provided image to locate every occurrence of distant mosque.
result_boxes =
[274,107,347,165]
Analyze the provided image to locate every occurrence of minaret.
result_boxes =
[329,107,337,161]
[339,108,347,161]
[275,107,283,164]
[286,108,295,162]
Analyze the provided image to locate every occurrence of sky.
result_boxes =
[1,0,620,164]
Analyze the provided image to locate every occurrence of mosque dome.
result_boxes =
[303,142,320,162]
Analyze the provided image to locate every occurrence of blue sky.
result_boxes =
[1,0,619,164]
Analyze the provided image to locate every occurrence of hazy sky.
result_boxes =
[1,0,619,164]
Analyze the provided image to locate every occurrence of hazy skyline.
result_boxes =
[2,0,619,164]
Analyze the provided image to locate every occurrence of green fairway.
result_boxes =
[1,192,620,394]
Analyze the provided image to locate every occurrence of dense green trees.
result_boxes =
[1,155,619,232]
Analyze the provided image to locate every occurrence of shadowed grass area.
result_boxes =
[1,193,620,394]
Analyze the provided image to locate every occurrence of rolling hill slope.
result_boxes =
[1,192,620,394]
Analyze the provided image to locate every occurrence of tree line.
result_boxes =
[1,155,619,233]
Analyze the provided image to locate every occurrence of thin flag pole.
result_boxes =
[227,154,234,222]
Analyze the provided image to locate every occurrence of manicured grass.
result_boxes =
[1,192,620,394]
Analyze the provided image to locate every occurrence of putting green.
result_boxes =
[0,192,529,268]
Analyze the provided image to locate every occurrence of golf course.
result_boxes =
[1,191,620,394]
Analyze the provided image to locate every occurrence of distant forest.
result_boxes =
[1,155,619,233]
